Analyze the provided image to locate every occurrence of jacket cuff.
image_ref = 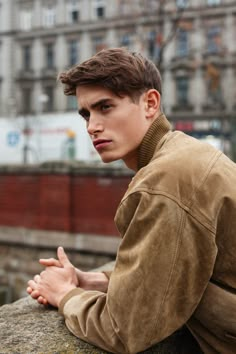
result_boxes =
[59,287,84,314]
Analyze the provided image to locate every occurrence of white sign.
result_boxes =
[0,113,100,164]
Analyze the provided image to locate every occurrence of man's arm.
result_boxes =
[54,192,217,354]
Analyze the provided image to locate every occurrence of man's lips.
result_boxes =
[93,139,112,150]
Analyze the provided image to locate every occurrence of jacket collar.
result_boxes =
[137,113,171,170]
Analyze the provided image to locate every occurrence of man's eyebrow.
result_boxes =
[91,98,112,109]
[78,98,112,117]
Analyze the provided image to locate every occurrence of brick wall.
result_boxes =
[0,163,132,236]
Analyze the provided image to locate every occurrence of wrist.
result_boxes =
[89,272,109,293]
[56,285,77,307]
[76,270,109,292]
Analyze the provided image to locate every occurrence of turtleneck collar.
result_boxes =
[137,113,171,170]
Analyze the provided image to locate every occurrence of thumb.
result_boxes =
[57,247,72,268]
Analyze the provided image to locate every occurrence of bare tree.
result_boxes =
[156,0,186,69]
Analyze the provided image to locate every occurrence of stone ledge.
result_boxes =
[0,226,120,255]
[0,161,133,177]
[0,262,200,353]
[0,296,189,354]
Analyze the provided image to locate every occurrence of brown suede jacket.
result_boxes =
[59,114,236,354]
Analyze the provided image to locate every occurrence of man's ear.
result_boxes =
[144,89,161,118]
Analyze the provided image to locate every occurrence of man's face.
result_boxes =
[76,85,152,170]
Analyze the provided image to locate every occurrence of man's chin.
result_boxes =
[100,155,119,164]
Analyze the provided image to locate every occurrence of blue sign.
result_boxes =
[7,131,20,147]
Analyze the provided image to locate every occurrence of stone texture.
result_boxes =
[0,261,202,353]
[0,296,203,354]
[0,296,176,354]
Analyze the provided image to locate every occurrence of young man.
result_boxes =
[27,48,236,354]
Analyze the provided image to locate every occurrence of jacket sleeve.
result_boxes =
[59,191,218,354]
[102,270,113,279]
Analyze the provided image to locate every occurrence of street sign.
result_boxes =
[7,131,20,147]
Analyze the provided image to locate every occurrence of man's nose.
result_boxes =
[87,114,103,135]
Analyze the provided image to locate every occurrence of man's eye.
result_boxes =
[101,104,111,111]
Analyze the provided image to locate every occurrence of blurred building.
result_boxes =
[0,0,235,163]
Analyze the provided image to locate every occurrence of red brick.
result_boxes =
[0,171,130,236]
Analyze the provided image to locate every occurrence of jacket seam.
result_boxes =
[188,150,222,211]
[120,189,215,234]
[105,309,130,354]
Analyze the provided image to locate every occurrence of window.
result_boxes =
[67,0,80,23]
[43,86,54,112]
[147,30,162,60]
[22,87,32,114]
[120,33,131,47]
[176,29,188,57]
[148,30,156,58]
[45,43,54,69]
[207,26,222,54]
[92,0,106,19]
[176,0,188,8]
[22,45,31,70]
[42,5,56,27]
[176,77,189,105]
[206,63,222,105]
[207,0,221,5]
[68,40,78,66]
[20,8,32,31]
[92,36,107,53]
[97,6,104,17]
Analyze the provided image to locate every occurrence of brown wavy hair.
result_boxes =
[59,47,162,101]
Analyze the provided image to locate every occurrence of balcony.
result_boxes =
[170,55,196,71]
[202,101,226,112]
[16,69,35,81]
[40,67,57,80]
[171,103,194,113]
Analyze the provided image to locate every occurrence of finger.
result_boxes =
[34,274,41,283]
[57,247,72,268]
[42,298,48,306]
[37,296,48,305]
[39,258,62,267]
[31,289,40,299]
[26,286,32,294]
[28,279,37,290]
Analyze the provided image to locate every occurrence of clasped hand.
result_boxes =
[27,246,78,308]
[27,246,109,308]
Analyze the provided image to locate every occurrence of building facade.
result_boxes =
[0,0,236,163]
